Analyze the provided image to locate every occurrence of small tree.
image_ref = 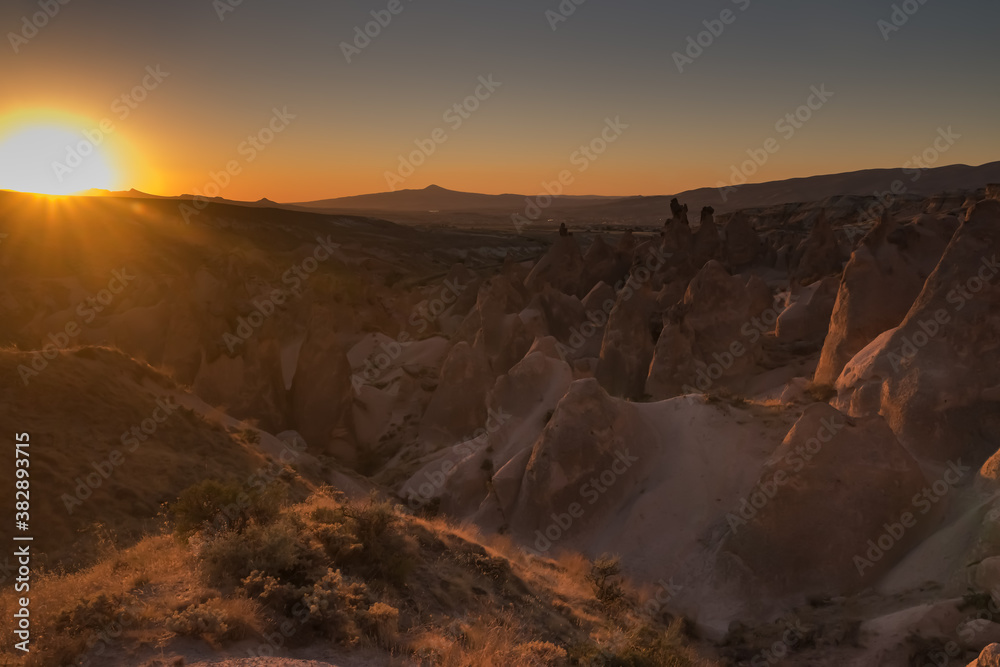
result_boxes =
[587,555,625,607]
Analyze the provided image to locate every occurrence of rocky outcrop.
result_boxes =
[646,261,773,399]
[792,211,844,285]
[455,274,531,373]
[595,281,659,400]
[400,350,573,519]
[971,643,1000,666]
[502,379,791,582]
[524,235,586,297]
[289,305,355,461]
[582,235,630,295]
[615,230,637,264]
[835,199,1000,463]
[775,275,839,345]
[418,341,494,447]
[523,286,599,360]
[194,337,290,435]
[723,404,932,596]
[723,213,761,269]
[813,213,956,385]
[662,203,694,266]
[692,206,721,270]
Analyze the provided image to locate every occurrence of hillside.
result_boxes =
[0,488,717,667]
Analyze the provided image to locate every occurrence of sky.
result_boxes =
[0,0,998,201]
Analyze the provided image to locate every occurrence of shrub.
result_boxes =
[242,567,368,641]
[360,601,400,648]
[614,621,702,666]
[342,494,397,544]
[165,599,253,643]
[301,569,368,639]
[239,427,261,445]
[172,479,285,540]
[511,640,569,666]
[587,556,626,607]
[568,620,701,667]
[37,594,130,667]
[198,519,321,589]
[55,593,124,633]
[312,509,364,565]
[338,495,415,587]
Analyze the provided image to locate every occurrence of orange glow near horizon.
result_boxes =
[0,109,162,197]
[0,107,994,203]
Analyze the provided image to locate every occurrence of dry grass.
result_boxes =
[0,489,719,667]
[0,346,273,570]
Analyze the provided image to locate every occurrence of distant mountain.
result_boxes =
[80,189,295,211]
[292,162,1000,220]
[75,161,1000,227]
[295,184,620,212]
[80,188,164,199]
[576,161,1000,218]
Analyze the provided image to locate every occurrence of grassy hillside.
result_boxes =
[0,486,717,667]
[0,346,276,569]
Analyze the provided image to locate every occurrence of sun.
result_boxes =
[0,114,121,196]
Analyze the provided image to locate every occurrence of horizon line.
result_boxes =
[3,158,998,204]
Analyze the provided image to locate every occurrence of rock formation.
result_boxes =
[723,212,761,269]
[774,275,839,345]
[792,211,844,285]
[835,199,1000,463]
[692,206,721,269]
[595,280,659,399]
[723,404,932,596]
[814,212,957,385]
[646,261,773,399]
[524,234,586,297]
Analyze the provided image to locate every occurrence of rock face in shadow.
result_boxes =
[646,260,773,399]
[524,287,588,350]
[793,212,844,286]
[418,340,494,447]
[289,305,356,461]
[194,337,290,435]
[723,213,761,269]
[835,199,1000,463]
[509,379,634,541]
[595,282,659,400]
[582,235,630,295]
[498,379,791,587]
[723,404,933,596]
[524,235,586,297]
[455,274,532,375]
[775,275,839,346]
[400,350,574,520]
[814,213,957,385]
[661,201,694,271]
[692,206,721,270]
